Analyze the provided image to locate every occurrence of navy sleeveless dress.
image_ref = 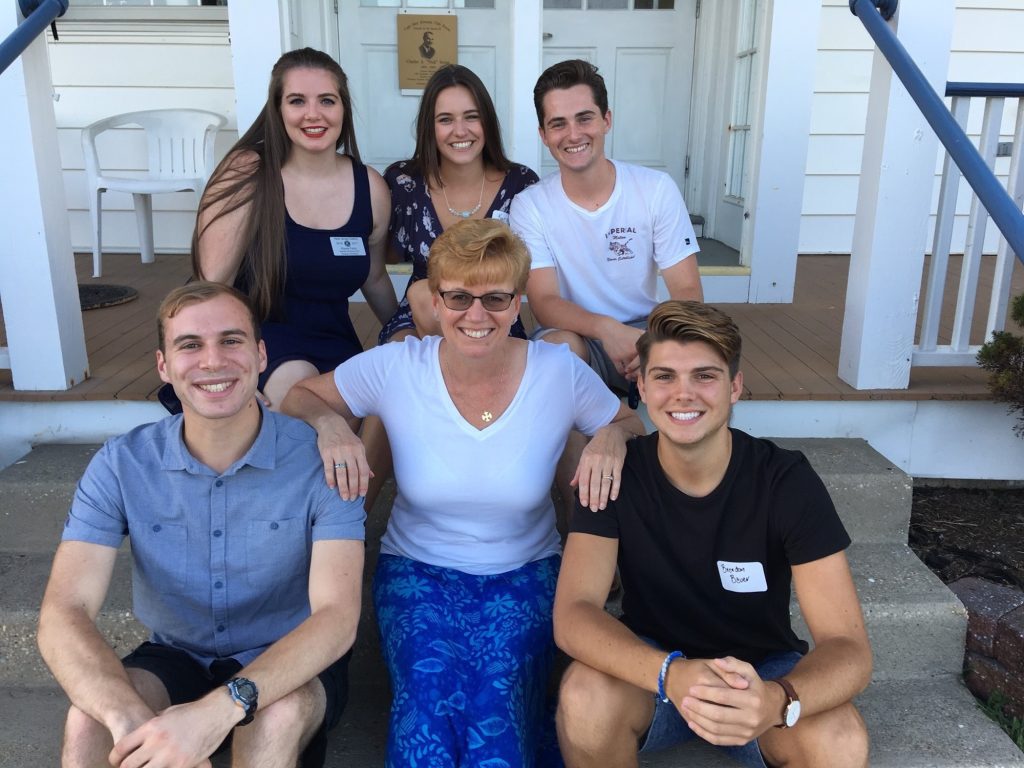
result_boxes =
[159,159,373,415]
[256,159,372,389]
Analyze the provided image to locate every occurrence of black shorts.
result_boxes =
[122,641,351,767]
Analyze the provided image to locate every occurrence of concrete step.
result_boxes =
[4,676,1021,767]
[2,441,1019,766]
[1,543,963,686]
[774,437,912,545]
[799,541,970,681]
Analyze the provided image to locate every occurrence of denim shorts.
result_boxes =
[122,641,350,767]
[638,644,803,768]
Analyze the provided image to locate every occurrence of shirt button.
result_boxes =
[213,529,223,537]
[214,581,223,589]
[270,522,279,530]
[215,480,223,488]
[152,524,162,532]
[217,624,225,632]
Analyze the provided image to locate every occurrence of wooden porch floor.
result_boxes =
[0,250,1021,403]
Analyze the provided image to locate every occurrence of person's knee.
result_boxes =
[762,703,868,768]
[64,703,107,743]
[540,330,588,361]
[249,685,324,745]
[558,662,636,741]
[62,703,114,766]
[263,359,319,410]
[825,705,869,768]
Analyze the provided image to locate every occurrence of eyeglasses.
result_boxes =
[438,290,516,312]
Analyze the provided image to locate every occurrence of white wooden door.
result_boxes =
[337,0,511,174]
[541,1,697,187]
[288,0,341,62]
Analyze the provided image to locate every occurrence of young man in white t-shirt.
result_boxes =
[510,58,703,393]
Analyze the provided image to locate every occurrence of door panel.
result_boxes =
[337,1,509,174]
[541,2,696,186]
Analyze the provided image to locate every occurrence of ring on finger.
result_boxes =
[602,474,614,481]
[334,462,347,469]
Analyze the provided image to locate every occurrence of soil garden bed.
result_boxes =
[910,486,1024,591]
[910,484,1024,745]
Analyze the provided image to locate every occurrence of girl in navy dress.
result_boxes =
[380,64,538,343]
[192,48,398,407]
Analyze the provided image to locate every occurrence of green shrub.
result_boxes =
[978,294,1024,437]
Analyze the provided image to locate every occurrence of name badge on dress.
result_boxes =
[716,560,768,593]
[491,210,509,223]
[330,237,367,257]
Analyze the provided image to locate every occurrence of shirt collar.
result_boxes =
[160,403,278,476]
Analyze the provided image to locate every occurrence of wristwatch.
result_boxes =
[772,677,801,729]
[225,677,259,725]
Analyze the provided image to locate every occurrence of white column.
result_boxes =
[745,0,821,303]
[227,0,286,135]
[0,3,88,390]
[838,0,954,389]
[509,0,542,172]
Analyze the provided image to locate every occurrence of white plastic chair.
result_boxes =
[81,109,226,278]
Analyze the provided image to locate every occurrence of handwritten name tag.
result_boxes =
[716,560,768,593]
[331,237,366,257]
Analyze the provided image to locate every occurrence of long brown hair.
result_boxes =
[191,48,360,321]
[409,64,511,189]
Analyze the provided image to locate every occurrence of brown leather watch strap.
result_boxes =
[771,677,799,729]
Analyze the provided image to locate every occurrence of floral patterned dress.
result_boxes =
[379,161,539,344]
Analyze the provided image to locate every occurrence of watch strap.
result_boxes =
[771,677,798,729]
[226,677,258,726]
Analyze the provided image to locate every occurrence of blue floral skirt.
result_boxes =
[373,553,563,768]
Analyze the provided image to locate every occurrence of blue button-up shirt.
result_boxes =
[63,408,365,668]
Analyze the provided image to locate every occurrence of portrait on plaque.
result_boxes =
[398,14,457,89]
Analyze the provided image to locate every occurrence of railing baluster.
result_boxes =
[951,97,1004,353]
[988,98,1024,335]
[919,96,969,354]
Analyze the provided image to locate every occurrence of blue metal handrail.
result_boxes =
[850,0,1024,265]
[947,83,1024,99]
[0,0,69,77]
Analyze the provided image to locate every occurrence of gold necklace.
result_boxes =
[441,343,507,424]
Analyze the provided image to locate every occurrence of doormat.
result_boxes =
[79,283,139,311]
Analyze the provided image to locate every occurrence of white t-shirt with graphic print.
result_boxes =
[509,159,699,324]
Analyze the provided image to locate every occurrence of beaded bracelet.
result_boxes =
[657,650,685,703]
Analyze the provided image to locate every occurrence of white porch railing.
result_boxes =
[914,83,1024,367]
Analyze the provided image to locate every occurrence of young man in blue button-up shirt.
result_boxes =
[38,282,366,768]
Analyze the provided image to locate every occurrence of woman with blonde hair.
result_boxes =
[284,219,644,766]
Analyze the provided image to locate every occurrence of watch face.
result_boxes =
[234,679,257,703]
[785,699,801,727]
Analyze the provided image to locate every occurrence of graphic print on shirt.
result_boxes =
[605,226,637,262]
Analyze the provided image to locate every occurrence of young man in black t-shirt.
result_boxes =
[553,301,872,768]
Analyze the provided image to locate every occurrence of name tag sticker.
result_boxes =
[717,560,768,593]
[330,237,366,257]
[491,210,509,223]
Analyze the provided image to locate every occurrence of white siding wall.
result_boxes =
[41,2,1024,258]
[46,15,237,256]
[804,0,1024,254]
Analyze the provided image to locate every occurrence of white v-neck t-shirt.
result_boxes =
[334,336,620,574]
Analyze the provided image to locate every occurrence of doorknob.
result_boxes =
[543,32,553,40]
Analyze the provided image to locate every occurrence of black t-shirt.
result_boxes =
[571,429,851,665]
